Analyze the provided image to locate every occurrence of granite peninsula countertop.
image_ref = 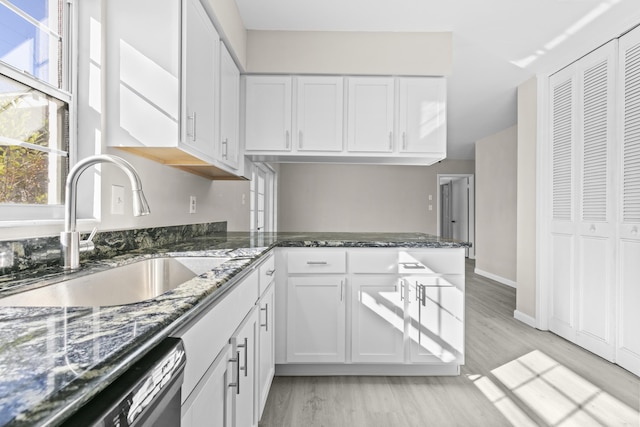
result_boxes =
[0,231,470,427]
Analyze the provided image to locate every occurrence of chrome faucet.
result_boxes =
[61,154,150,269]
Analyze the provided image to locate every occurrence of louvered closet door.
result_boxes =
[575,42,616,361]
[548,66,578,342]
[617,27,640,377]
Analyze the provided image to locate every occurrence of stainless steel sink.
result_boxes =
[0,256,229,307]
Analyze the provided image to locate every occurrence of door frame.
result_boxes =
[436,174,475,259]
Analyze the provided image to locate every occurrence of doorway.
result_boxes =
[437,174,475,259]
[250,163,276,232]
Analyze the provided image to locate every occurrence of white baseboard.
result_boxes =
[474,268,517,288]
[514,310,537,328]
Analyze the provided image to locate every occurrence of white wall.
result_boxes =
[516,77,538,320]
[475,126,517,285]
[278,160,474,233]
[246,31,452,76]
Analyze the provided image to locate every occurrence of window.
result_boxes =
[0,0,72,221]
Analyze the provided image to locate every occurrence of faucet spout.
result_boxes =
[61,154,150,269]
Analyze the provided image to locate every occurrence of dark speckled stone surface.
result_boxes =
[0,226,469,427]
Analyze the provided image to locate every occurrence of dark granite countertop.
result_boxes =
[0,231,469,427]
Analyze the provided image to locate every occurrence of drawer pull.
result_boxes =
[307,261,328,265]
[400,262,426,269]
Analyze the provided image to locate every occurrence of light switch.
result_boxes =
[429,194,433,201]
[429,204,433,211]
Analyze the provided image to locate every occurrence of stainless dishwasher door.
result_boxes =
[62,337,186,427]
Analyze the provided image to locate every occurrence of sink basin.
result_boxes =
[0,256,230,307]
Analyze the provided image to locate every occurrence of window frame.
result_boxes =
[0,0,76,224]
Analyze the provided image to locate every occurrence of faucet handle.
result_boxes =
[80,227,98,253]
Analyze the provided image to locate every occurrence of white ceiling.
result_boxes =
[234,0,640,159]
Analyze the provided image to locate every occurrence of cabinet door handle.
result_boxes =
[389,131,393,150]
[285,130,290,149]
[261,303,269,331]
[402,132,407,150]
[222,138,228,159]
[299,130,303,149]
[266,269,276,276]
[400,280,405,301]
[306,261,328,265]
[340,280,344,302]
[237,337,248,377]
[415,281,420,302]
[400,262,426,269]
[421,284,426,307]
[228,352,240,395]
[192,112,197,141]
[187,112,197,142]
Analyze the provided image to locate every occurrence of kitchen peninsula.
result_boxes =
[0,226,470,427]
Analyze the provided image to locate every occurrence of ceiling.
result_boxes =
[233,0,640,159]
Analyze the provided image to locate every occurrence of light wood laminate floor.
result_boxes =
[259,259,640,427]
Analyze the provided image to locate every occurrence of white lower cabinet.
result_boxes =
[257,283,275,418]
[231,307,258,427]
[286,276,346,363]
[181,344,234,427]
[174,251,275,427]
[276,247,465,375]
[351,276,404,363]
[406,276,464,364]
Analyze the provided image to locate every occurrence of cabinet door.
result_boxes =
[232,308,258,427]
[351,276,404,363]
[407,277,464,364]
[617,27,640,377]
[181,345,234,427]
[286,276,346,363]
[182,0,218,158]
[398,78,446,154]
[347,77,395,153]
[295,76,344,152]
[258,284,275,419]
[245,76,292,151]
[219,42,240,169]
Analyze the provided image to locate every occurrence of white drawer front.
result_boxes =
[349,249,397,273]
[259,253,276,295]
[399,249,464,275]
[287,250,346,274]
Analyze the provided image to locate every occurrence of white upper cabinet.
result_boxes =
[182,0,218,159]
[105,0,246,179]
[244,76,292,151]
[295,76,344,152]
[347,77,395,153]
[218,42,240,169]
[243,75,447,165]
[398,77,447,154]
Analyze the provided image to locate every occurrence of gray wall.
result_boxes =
[277,160,474,233]
[475,126,517,284]
[516,77,538,320]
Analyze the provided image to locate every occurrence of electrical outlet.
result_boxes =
[111,185,125,215]
[429,204,433,211]
[189,196,197,214]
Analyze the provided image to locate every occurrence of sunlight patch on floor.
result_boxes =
[489,350,639,426]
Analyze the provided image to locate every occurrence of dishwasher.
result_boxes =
[62,337,186,427]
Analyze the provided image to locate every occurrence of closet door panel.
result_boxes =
[575,42,616,362]
[617,26,640,376]
[549,68,577,341]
